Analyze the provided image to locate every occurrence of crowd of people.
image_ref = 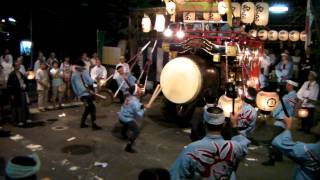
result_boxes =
[0,45,319,180]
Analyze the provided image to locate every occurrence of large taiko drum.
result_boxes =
[160,56,218,104]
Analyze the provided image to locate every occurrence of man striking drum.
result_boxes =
[71,60,102,130]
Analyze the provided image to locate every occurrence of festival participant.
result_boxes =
[118,84,148,153]
[113,56,130,79]
[50,61,64,109]
[36,62,50,112]
[297,71,319,133]
[90,59,107,91]
[115,64,137,103]
[275,53,293,84]
[170,106,250,180]
[262,80,298,166]
[272,117,320,180]
[71,60,102,130]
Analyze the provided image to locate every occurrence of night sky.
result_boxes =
[0,0,162,61]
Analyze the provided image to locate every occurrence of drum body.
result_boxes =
[160,55,218,104]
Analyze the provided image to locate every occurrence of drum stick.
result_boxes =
[95,93,107,100]
[147,84,162,107]
[114,81,125,98]
[128,41,151,65]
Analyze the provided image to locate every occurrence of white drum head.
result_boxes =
[160,57,202,104]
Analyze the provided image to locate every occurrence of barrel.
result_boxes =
[160,55,219,104]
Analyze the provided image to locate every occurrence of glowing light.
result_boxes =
[164,28,173,37]
[154,14,166,32]
[269,4,288,13]
[176,30,185,39]
[8,17,16,23]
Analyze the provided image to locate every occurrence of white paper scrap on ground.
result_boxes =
[67,137,76,142]
[248,146,259,150]
[246,157,258,162]
[10,134,24,141]
[61,159,70,166]
[26,144,43,151]
[69,166,80,171]
[182,129,191,134]
[58,113,66,118]
[94,175,104,180]
[94,162,108,168]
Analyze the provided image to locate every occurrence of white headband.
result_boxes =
[287,80,298,87]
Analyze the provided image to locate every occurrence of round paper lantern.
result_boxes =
[154,14,166,32]
[289,31,300,42]
[256,91,279,112]
[218,1,228,15]
[278,30,289,41]
[300,31,307,41]
[297,108,309,118]
[166,1,176,15]
[268,30,278,41]
[141,14,151,33]
[232,2,241,18]
[218,95,243,118]
[241,2,255,24]
[255,2,269,26]
[249,29,257,38]
[258,30,268,40]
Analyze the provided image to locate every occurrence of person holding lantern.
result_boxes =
[297,71,319,134]
[170,106,250,180]
[262,80,298,166]
[275,53,293,85]
[272,116,320,180]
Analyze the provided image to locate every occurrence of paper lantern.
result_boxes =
[300,31,307,42]
[278,30,289,41]
[166,1,176,15]
[218,1,228,15]
[256,91,279,112]
[141,14,151,33]
[154,14,166,32]
[289,31,300,42]
[183,12,196,21]
[258,30,268,40]
[218,95,243,118]
[241,2,255,24]
[297,108,309,118]
[255,2,269,26]
[203,13,222,21]
[27,71,35,80]
[232,2,241,17]
[249,29,257,38]
[268,30,278,41]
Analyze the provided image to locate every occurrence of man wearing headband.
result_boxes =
[297,71,319,133]
[170,106,250,180]
[114,64,137,102]
[233,87,258,138]
[118,84,148,153]
[113,56,130,80]
[71,60,102,130]
[275,53,293,84]
[263,79,298,166]
[272,117,320,180]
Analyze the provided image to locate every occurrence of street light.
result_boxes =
[269,4,288,13]
[8,17,16,23]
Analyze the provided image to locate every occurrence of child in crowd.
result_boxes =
[50,61,64,109]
